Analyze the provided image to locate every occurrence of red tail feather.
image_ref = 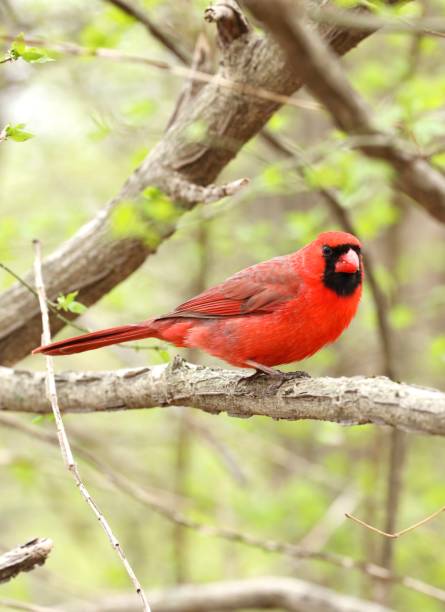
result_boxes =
[32,323,155,356]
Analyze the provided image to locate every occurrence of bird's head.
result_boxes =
[304,231,363,297]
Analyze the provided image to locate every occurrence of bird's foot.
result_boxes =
[273,370,311,381]
[243,360,310,386]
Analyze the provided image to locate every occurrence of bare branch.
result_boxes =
[79,577,392,612]
[245,0,445,224]
[32,240,151,612]
[0,539,53,584]
[104,0,189,63]
[308,6,445,39]
[0,35,318,111]
[379,428,406,575]
[167,175,249,203]
[346,505,445,539]
[1,358,445,436]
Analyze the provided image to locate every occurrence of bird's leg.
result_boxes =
[244,360,310,381]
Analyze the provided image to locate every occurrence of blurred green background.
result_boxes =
[1,0,445,610]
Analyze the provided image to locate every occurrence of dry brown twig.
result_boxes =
[32,239,151,612]
[346,505,445,539]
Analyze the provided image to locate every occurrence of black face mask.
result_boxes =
[322,244,362,297]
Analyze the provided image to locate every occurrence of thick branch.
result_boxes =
[1,359,444,436]
[0,1,377,366]
[0,539,53,584]
[85,577,391,612]
[245,0,445,224]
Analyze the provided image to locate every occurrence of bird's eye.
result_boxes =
[322,245,333,257]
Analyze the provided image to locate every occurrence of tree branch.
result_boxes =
[204,0,250,47]
[79,576,392,612]
[0,0,380,366]
[104,0,189,63]
[1,358,444,435]
[245,0,445,224]
[0,539,53,584]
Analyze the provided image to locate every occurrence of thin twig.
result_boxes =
[104,0,189,63]
[0,260,166,352]
[0,34,320,112]
[346,505,445,539]
[32,239,151,612]
[307,6,445,38]
[0,261,89,334]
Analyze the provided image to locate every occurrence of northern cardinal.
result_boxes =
[33,231,363,376]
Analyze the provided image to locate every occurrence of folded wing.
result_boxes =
[159,256,300,319]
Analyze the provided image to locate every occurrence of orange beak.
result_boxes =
[335,248,360,274]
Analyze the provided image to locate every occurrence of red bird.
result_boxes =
[33,231,363,376]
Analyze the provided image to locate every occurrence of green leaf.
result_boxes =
[10,34,55,64]
[56,291,87,314]
[4,123,34,142]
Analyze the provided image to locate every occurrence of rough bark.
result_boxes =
[0,1,377,366]
[1,359,444,436]
[0,539,53,584]
[70,576,392,612]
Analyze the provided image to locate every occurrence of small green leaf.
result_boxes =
[56,291,87,314]
[10,34,55,64]
[67,301,87,314]
[4,123,34,142]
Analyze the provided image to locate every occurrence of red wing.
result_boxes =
[162,256,300,319]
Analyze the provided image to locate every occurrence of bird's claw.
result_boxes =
[272,370,311,381]
[239,368,310,394]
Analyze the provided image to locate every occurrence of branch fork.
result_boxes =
[205,1,250,46]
